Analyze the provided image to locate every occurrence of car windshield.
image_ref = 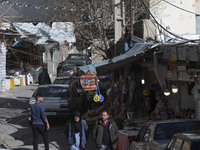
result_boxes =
[33,87,70,98]
[53,78,70,84]
[154,122,200,140]
[67,54,86,60]
[53,78,79,86]
[61,65,76,71]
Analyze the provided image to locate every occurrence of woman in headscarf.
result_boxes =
[65,111,88,150]
[38,67,51,85]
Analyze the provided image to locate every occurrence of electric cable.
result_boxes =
[140,0,200,43]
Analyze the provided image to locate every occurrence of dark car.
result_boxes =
[53,76,85,96]
[130,120,200,150]
[165,132,200,150]
[64,53,91,65]
[57,53,91,77]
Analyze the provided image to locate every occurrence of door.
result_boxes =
[132,123,151,150]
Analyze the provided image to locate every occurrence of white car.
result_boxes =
[28,84,83,118]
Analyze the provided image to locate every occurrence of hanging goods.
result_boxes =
[80,71,98,91]
[94,84,104,103]
[89,88,97,95]
[98,94,104,102]
[93,94,100,102]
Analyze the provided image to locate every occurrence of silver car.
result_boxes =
[130,120,200,150]
[28,84,83,118]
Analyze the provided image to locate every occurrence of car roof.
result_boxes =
[175,132,200,142]
[148,119,200,125]
[54,76,77,79]
[38,84,69,88]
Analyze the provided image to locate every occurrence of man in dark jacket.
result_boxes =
[93,110,118,150]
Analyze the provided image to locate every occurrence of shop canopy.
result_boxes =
[78,36,157,75]
[12,22,76,45]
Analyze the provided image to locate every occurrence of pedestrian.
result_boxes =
[64,111,88,150]
[30,95,50,150]
[38,67,51,85]
[93,109,119,150]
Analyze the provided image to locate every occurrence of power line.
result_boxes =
[140,0,200,42]
[162,0,200,16]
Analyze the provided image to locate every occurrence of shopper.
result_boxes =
[65,111,88,150]
[93,109,119,150]
[38,67,51,85]
[30,95,50,150]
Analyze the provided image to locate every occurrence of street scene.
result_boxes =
[1,0,200,150]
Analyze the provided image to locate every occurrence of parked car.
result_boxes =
[130,120,200,150]
[28,84,84,118]
[63,53,91,66]
[53,76,85,96]
[165,132,200,150]
[57,64,77,77]
[57,53,91,77]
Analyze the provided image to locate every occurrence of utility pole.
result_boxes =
[114,0,125,56]
[130,0,133,35]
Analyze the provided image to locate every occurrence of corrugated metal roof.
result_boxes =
[12,22,76,44]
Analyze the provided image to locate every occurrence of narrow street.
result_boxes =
[0,84,96,150]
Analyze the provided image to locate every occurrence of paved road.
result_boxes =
[0,84,97,150]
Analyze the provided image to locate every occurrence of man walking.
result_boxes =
[30,95,50,150]
[93,110,118,150]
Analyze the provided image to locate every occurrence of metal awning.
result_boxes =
[78,36,157,75]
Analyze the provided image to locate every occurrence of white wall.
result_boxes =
[150,0,196,35]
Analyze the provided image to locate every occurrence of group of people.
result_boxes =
[30,95,119,150]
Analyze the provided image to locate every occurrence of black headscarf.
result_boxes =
[71,111,82,134]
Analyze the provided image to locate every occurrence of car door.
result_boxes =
[131,123,151,150]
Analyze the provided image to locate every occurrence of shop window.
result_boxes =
[196,15,200,34]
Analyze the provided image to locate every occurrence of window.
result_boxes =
[182,141,190,150]
[33,87,70,98]
[142,124,152,142]
[54,78,70,84]
[136,123,149,142]
[154,122,200,140]
[173,138,183,150]
[196,15,200,34]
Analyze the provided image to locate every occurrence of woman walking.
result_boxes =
[65,111,88,150]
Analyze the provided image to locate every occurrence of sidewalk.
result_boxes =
[0,84,38,100]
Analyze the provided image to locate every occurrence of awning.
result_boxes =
[78,36,157,75]
[12,22,76,45]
